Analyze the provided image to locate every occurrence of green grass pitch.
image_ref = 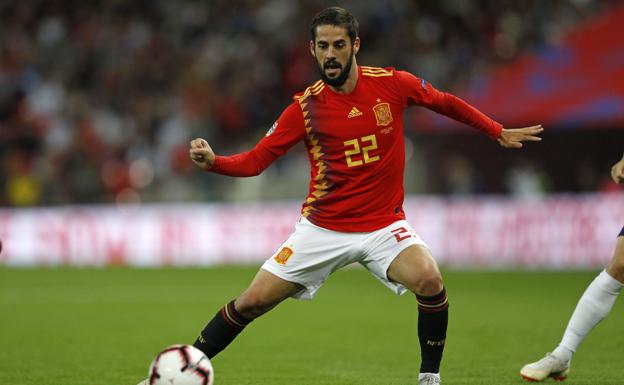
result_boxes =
[1,266,622,385]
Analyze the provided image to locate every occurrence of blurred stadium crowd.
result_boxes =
[0,0,619,206]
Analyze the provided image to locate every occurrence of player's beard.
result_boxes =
[318,52,354,87]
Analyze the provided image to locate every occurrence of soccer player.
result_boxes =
[142,7,542,385]
[520,156,624,382]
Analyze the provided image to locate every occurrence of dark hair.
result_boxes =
[310,7,359,44]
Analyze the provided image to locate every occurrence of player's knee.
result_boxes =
[607,238,624,283]
[608,268,624,284]
[413,270,444,296]
[607,257,624,283]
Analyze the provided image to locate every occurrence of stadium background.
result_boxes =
[1,1,624,384]
[1,0,623,267]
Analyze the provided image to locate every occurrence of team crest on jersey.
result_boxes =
[265,121,278,137]
[273,246,293,265]
[373,102,393,126]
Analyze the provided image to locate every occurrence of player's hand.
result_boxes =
[611,157,624,184]
[497,125,543,149]
[189,138,216,170]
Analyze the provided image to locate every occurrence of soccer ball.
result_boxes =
[147,344,214,385]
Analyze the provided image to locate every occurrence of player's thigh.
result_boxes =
[606,231,624,283]
[386,244,443,296]
[262,218,358,300]
[235,268,304,319]
[361,220,438,296]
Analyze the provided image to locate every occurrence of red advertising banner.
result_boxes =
[0,194,621,268]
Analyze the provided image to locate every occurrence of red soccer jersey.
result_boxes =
[211,66,502,232]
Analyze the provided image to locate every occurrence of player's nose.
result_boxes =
[325,46,336,60]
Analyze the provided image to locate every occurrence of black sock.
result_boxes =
[193,300,251,358]
[416,288,449,373]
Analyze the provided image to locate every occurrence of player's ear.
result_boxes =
[353,37,360,55]
[309,40,315,57]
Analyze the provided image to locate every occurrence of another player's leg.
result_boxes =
[193,268,304,358]
[520,232,624,382]
[387,245,448,385]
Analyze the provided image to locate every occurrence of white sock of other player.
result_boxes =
[553,270,623,362]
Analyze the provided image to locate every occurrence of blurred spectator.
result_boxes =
[440,154,485,196]
[505,159,553,197]
[0,0,615,205]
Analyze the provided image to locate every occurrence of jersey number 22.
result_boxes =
[343,134,380,167]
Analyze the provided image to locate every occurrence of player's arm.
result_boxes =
[189,139,276,177]
[189,102,306,177]
[611,154,624,184]
[396,70,542,148]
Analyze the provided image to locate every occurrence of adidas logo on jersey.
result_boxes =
[347,107,363,118]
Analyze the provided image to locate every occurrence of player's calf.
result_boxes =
[193,269,302,358]
[417,288,449,374]
[234,291,284,320]
[193,300,252,358]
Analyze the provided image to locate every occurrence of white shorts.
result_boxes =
[261,217,430,300]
